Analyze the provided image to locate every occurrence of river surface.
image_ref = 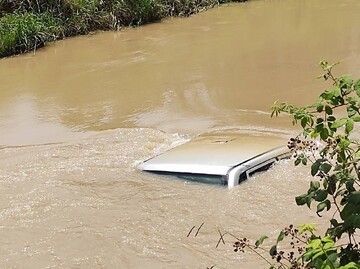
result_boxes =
[1,0,360,268]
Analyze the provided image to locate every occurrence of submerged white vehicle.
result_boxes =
[139,132,291,188]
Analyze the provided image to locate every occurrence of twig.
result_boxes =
[195,222,204,237]
[187,223,205,237]
[187,226,196,238]
[216,228,226,248]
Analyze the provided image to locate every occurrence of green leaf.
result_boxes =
[269,245,277,256]
[331,118,347,128]
[325,105,333,115]
[255,235,268,247]
[346,180,356,193]
[352,116,360,122]
[348,191,360,204]
[323,178,328,189]
[315,123,324,133]
[317,199,331,213]
[333,86,341,96]
[347,106,356,118]
[338,262,359,269]
[327,178,336,195]
[299,223,316,234]
[330,97,341,106]
[321,90,333,100]
[320,60,329,70]
[276,231,285,244]
[344,215,360,229]
[314,190,328,202]
[311,131,319,138]
[294,157,301,166]
[341,202,360,222]
[300,192,315,208]
[326,252,337,265]
[310,181,320,191]
[338,139,351,149]
[320,163,332,174]
[295,193,311,206]
[301,117,308,128]
[316,118,324,124]
[308,238,322,249]
[312,248,325,259]
[336,188,348,197]
[295,194,306,205]
[320,128,329,140]
[302,249,314,261]
[322,236,334,243]
[323,241,335,250]
[330,218,339,227]
[345,119,354,134]
[327,115,336,122]
[338,76,352,90]
[316,104,324,112]
[311,160,322,176]
[354,79,360,97]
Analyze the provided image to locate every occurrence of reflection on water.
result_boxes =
[1,0,360,145]
[1,0,360,268]
[0,96,96,146]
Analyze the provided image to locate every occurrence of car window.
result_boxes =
[177,173,227,185]
[248,161,274,177]
[246,159,276,178]
[152,171,227,186]
[239,172,247,183]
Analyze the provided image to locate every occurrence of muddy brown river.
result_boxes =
[1,0,360,268]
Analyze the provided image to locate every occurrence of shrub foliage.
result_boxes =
[269,61,360,268]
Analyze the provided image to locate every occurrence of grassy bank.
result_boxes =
[0,0,246,58]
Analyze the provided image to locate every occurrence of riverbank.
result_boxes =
[0,0,246,58]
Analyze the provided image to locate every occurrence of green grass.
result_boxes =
[0,12,63,57]
[0,0,246,57]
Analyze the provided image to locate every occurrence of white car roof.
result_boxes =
[139,132,289,176]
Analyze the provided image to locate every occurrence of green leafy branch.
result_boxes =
[268,61,360,268]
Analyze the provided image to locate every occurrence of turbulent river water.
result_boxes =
[1,0,360,268]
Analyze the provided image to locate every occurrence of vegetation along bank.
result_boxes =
[0,0,247,58]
